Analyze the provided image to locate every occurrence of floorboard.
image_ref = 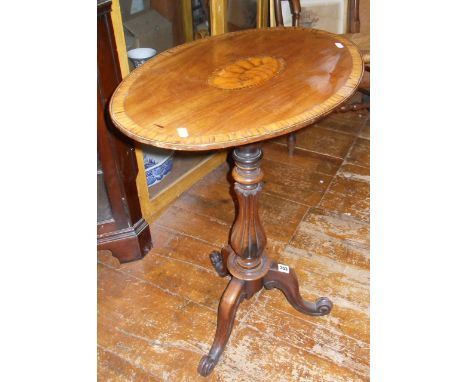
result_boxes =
[98,109,370,381]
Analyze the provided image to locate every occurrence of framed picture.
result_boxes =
[280,0,348,34]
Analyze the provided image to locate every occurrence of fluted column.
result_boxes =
[228,144,269,279]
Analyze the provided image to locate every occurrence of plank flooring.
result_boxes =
[98,108,370,381]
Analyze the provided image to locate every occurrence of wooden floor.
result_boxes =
[98,108,370,381]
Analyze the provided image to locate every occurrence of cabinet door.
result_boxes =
[112,0,228,224]
[97,0,152,263]
[226,0,269,32]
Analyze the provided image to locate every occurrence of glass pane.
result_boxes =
[192,0,211,39]
[280,0,348,34]
[97,154,113,223]
[227,0,258,32]
[118,1,217,200]
[119,0,214,65]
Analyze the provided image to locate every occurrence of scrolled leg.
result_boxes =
[198,278,246,377]
[263,261,332,316]
[209,246,233,277]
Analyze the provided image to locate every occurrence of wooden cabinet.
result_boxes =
[97,0,152,263]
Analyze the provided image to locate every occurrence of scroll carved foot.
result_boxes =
[209,246,233,277]
[198,355,217,377]
[198,278,246,376]
[263,261,332,316]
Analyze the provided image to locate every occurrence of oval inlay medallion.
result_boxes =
[208,56,285,90]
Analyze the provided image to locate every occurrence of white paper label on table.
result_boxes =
[278,264,290,273]
[177,127,189,137]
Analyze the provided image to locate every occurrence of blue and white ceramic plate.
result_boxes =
[143,148,174,187]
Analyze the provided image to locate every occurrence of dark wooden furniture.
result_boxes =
[274,0,301,28]
[110,28,363,375]
[273,0,370,154]
[97,0,152,263]
[273,0,369,68]
[273,0,301,156]
[339,0,370,113]
[337,36,370,113]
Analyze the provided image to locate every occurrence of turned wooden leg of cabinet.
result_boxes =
[287,132,296,156]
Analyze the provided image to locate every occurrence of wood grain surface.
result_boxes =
[110,27,363,151]
[98,109,370,381]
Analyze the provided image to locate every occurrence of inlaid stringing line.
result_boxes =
[109,28,364,151]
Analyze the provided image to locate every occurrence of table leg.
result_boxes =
[263,260,333,316]
[209,246,233,278]
[287,132,296,156]
[198,143,332,376]
[198,278,247,376]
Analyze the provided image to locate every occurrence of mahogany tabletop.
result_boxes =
[110,27,363,151]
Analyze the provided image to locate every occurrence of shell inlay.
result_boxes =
[208,56,285,90]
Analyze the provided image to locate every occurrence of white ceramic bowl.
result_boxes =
[127,48,157,68]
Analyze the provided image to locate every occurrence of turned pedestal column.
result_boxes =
[198,144,333,376]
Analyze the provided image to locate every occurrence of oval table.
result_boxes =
[110,27,363,377]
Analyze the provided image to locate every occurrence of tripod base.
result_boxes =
[198,246,332,377]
